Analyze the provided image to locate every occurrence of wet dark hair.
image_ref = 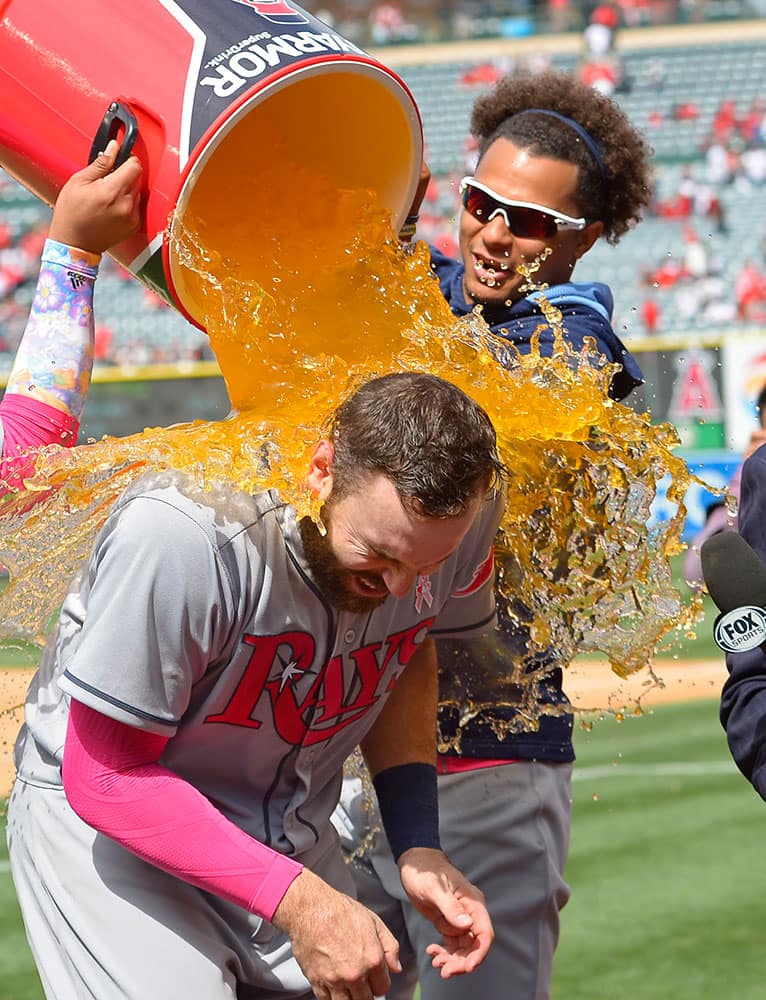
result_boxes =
[327,372,504,517]
[471,69,653,245]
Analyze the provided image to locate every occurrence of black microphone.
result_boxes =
[701,531,766,653]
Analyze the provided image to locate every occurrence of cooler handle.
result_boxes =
[89,100,139,168]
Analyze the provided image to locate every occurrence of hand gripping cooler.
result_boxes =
[0,0,423,330]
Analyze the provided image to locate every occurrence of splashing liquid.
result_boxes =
[0,150,696,734]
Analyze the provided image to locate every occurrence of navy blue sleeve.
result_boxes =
[720,444,766,799]
[428,246,469,314]
[492,302,642,402]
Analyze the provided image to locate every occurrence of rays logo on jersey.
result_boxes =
[205,619,434,745]
[230,0,310,24]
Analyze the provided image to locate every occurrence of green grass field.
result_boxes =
[0,555,739,995]
[2,698,764,998]
[0,835,42,1000]
[552,699,766,999]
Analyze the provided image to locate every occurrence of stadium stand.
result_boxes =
[1,20,765,366]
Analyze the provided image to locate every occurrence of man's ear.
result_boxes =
[574,220,604,260]
[307,440,335,501]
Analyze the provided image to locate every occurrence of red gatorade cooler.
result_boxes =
[0,0,423,329]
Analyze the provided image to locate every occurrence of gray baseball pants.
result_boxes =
[345,761,572,1000]
[7,777,353,1000]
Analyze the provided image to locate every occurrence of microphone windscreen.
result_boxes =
[701,531,766,614]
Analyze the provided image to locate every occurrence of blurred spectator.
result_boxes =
[643,256,687,287]
[547,0,574,32]
[712,99,739,142]
[94,325,115,364]
[740,97,765,144]
[462,134,479,173]
[654,165,696,218]
[583,1,619,55]
[741,142,766,186]
[459,62,503,87]
[736,259,766,321]
[652,164,727,233]
[431,230,459,258]
[641,296,660,333]
[642,57,667,92]
[704,137,735,186]
[579,55,622,96]
[619,0,654,27]
[683,227,709,280]
[684,383,766,591]
[697,275,737,324]
[705,192,728,234]
[692,182,728,233]
[422,174,442,206]
[673,101,700,121]
[678,165,701,213]
[520,51,553,75]
[369,2,418,45]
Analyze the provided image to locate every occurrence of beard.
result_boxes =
[299,514,389,615]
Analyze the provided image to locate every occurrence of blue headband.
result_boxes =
[520,109,607,179]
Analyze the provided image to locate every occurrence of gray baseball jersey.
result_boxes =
[15,469,503,858]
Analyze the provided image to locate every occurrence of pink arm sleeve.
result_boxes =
[0,394,78,490]
[62,700,303,922]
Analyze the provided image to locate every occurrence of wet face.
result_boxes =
[302,455,481,614]
[459,138,602,309]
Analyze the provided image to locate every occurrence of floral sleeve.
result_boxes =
[0,240,101,490]
[5,239,100,419]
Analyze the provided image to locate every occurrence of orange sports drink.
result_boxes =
[0,0,697,729]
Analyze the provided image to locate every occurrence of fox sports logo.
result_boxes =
[714,606,766,653]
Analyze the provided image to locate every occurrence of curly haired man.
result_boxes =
[339,68,654,1000]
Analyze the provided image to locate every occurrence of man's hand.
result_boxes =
[398,846,494,978]
[398,158,431,243]
[272,867,401,999]
[49,139,143,253]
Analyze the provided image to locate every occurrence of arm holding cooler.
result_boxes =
[0,142,142,489]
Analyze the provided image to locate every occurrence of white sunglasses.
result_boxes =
[459,177,587,238]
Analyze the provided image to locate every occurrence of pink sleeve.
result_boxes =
[0,394,78,491]
[61,700,303,922]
